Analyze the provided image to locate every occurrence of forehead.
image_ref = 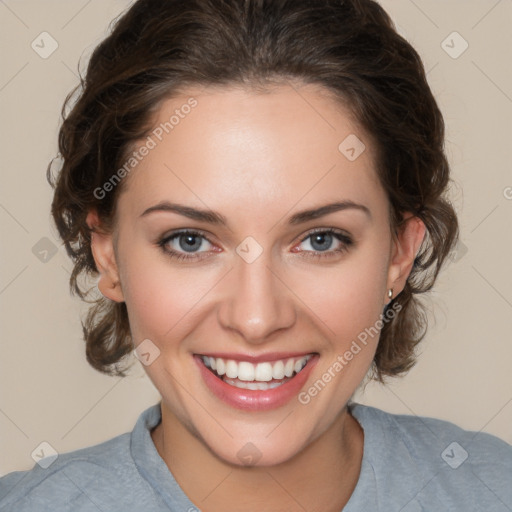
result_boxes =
[117,83,385,223]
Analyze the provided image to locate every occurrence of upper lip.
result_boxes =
[195,352,317,363]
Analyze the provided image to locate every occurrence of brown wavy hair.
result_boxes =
[48,0,459,380]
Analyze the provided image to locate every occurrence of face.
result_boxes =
[90,83,422,466]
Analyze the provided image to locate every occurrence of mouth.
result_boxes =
[194,352,318,411]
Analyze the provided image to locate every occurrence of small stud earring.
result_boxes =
[387,288,393,299]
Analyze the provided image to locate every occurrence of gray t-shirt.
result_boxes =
[1,402,511,511]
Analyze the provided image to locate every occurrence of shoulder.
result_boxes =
[350,403,512,510]
[0,432,144,511]
[352,402,512,461]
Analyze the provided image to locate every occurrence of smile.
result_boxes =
[200,354,312,390]
[194,352,318,411]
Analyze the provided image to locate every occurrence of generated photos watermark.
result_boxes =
[298,301,403,405]
[93,97,198,200]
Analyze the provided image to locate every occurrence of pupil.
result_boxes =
[311,233,332,251]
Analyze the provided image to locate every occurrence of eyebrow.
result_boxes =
[140,200,371,225]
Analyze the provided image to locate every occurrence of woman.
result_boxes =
[1,0,511,510]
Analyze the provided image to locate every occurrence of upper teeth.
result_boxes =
[201,355,312,382]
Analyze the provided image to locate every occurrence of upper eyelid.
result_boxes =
[160,228,214,244]
[301,227,352,239]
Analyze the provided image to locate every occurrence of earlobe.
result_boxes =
[386,214,426,302]
[86,210,125,303]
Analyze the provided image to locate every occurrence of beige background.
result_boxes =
[1,0,511,476]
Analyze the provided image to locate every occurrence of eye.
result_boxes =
[157,227,354,263]
[293,228,354,260]
[157,230,215,262]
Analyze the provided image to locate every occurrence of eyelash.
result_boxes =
[157,228,354,263]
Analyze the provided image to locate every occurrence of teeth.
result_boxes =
[216,358,226,376]
[238,361,255,381]
[225,360,238,379]
[255,362,273,381]
[201,354,312,382]
[284,358,294,377]
[224,377,290,390]
[272,360,285,380]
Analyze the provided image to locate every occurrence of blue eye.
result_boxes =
[157,228,353,262]
[295,228,353,260]
[158,230,213,262]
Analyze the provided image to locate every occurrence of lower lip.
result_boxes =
[194,355,318,411]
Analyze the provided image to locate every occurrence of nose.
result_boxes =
[217,251,296,344]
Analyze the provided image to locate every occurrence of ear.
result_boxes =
[385,213,426,303]
[86,209,125,303]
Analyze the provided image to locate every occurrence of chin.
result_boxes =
[211,441,301,468]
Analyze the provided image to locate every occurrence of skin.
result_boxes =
[87,82,425,512]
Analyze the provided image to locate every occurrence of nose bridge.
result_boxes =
[218,248,296,342]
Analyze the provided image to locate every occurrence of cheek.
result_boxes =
[119,248,211,341]
[297,252,389,341]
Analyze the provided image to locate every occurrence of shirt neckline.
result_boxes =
[343,402,379,510]
[130,400,378,511]
[130,400,198,510]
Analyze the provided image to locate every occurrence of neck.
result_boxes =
[151,403,364,512]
